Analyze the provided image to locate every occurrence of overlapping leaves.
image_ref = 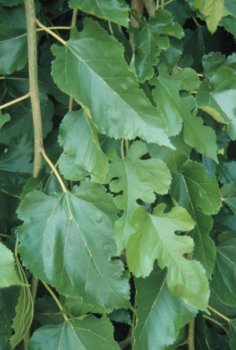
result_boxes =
[108,141,171,252]
[52,18,172,148]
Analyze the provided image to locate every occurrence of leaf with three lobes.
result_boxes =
[133,9,183,82]
[10,248,34,349]
[69,0,129,27]
[51,18,172,148]
[211,232,236,306]
[197,66,236,140]
[17,182,129,310]
[0,243,21,288]
[29,315,119,350]
[195,0,224,33]
[133,269,196,350]
[126,205,209,310]
[108,141,171,252]
[171,160,221,276]
[59,110,109,183]
[152,73,218,161]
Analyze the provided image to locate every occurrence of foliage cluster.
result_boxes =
[0,0,236,349]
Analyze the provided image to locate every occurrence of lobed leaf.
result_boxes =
[127,204,209,310]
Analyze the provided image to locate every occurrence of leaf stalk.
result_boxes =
[0,92,30,110]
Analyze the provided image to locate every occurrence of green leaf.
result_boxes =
[17,183,129,310]
[127,204,209,310]
[0,34,27,75]
[0,243,21,288]
[0,93,53,143]
[59,110,109,183]
[195,0,225,33]
[171,160,221,275]
[0,0,22,5]
[10,251,34,348]
[0,287,20,350]
[69,0,130,27]
[133,10,183,82]
[51,18,172,148]
[0,136,33,195]
[229,319,236,350]
[0,113,11,129]
[197,67,236,140]
[211,232,236,306]
[108,141,171,252]
[153,72,218,160]
[133,269,196,350]
[29,316,119,350]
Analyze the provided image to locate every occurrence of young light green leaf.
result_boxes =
[127,205,209,310]
[133,269,196,350]
[171,160,221,275]
[211,232,236,306]
[10,250,34,349]
[69,0,130,27]
[195,0,225,33]
[51,18,172,148]
[133,10,183,82]
[59,110,108,183]
[0,243,21,288]
[29,316,119,350]
[17,183,129,310]
[108,141,171,252]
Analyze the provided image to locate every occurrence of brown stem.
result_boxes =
[131,0,144,28]
[24,0,44,177]
[188,320,195,350]
[143,0,156,16]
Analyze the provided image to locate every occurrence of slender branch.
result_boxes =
[24,0,44,177]
[0,92,30,110]
[203,315,227,333]
[187,320,195,350]
[159,0,175,8]
[208,305,230,323]
[121,139,125,159]
[41,281,69,321]
[35,19,66,45]
[41,149,68,193]
[37,26,72,31]
[143,0,156,16]
[0,233,9,238]
[68,9,78,112]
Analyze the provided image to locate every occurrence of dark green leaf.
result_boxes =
[69,0,130,27]
[171,160,221,275]
[0,113,11,129]
[52,19,172,148]
[17,183,129,310]
[229,319,236,349]
[133,269,196,350]
[29,316,119,350]
[211,232,236,306]
[59,110,109,183]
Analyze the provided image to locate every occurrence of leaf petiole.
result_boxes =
[41,281,69,321]
[41,149,68,193]
[0,92,30,110]
[207,305,230,323]
[35,19,66,45]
